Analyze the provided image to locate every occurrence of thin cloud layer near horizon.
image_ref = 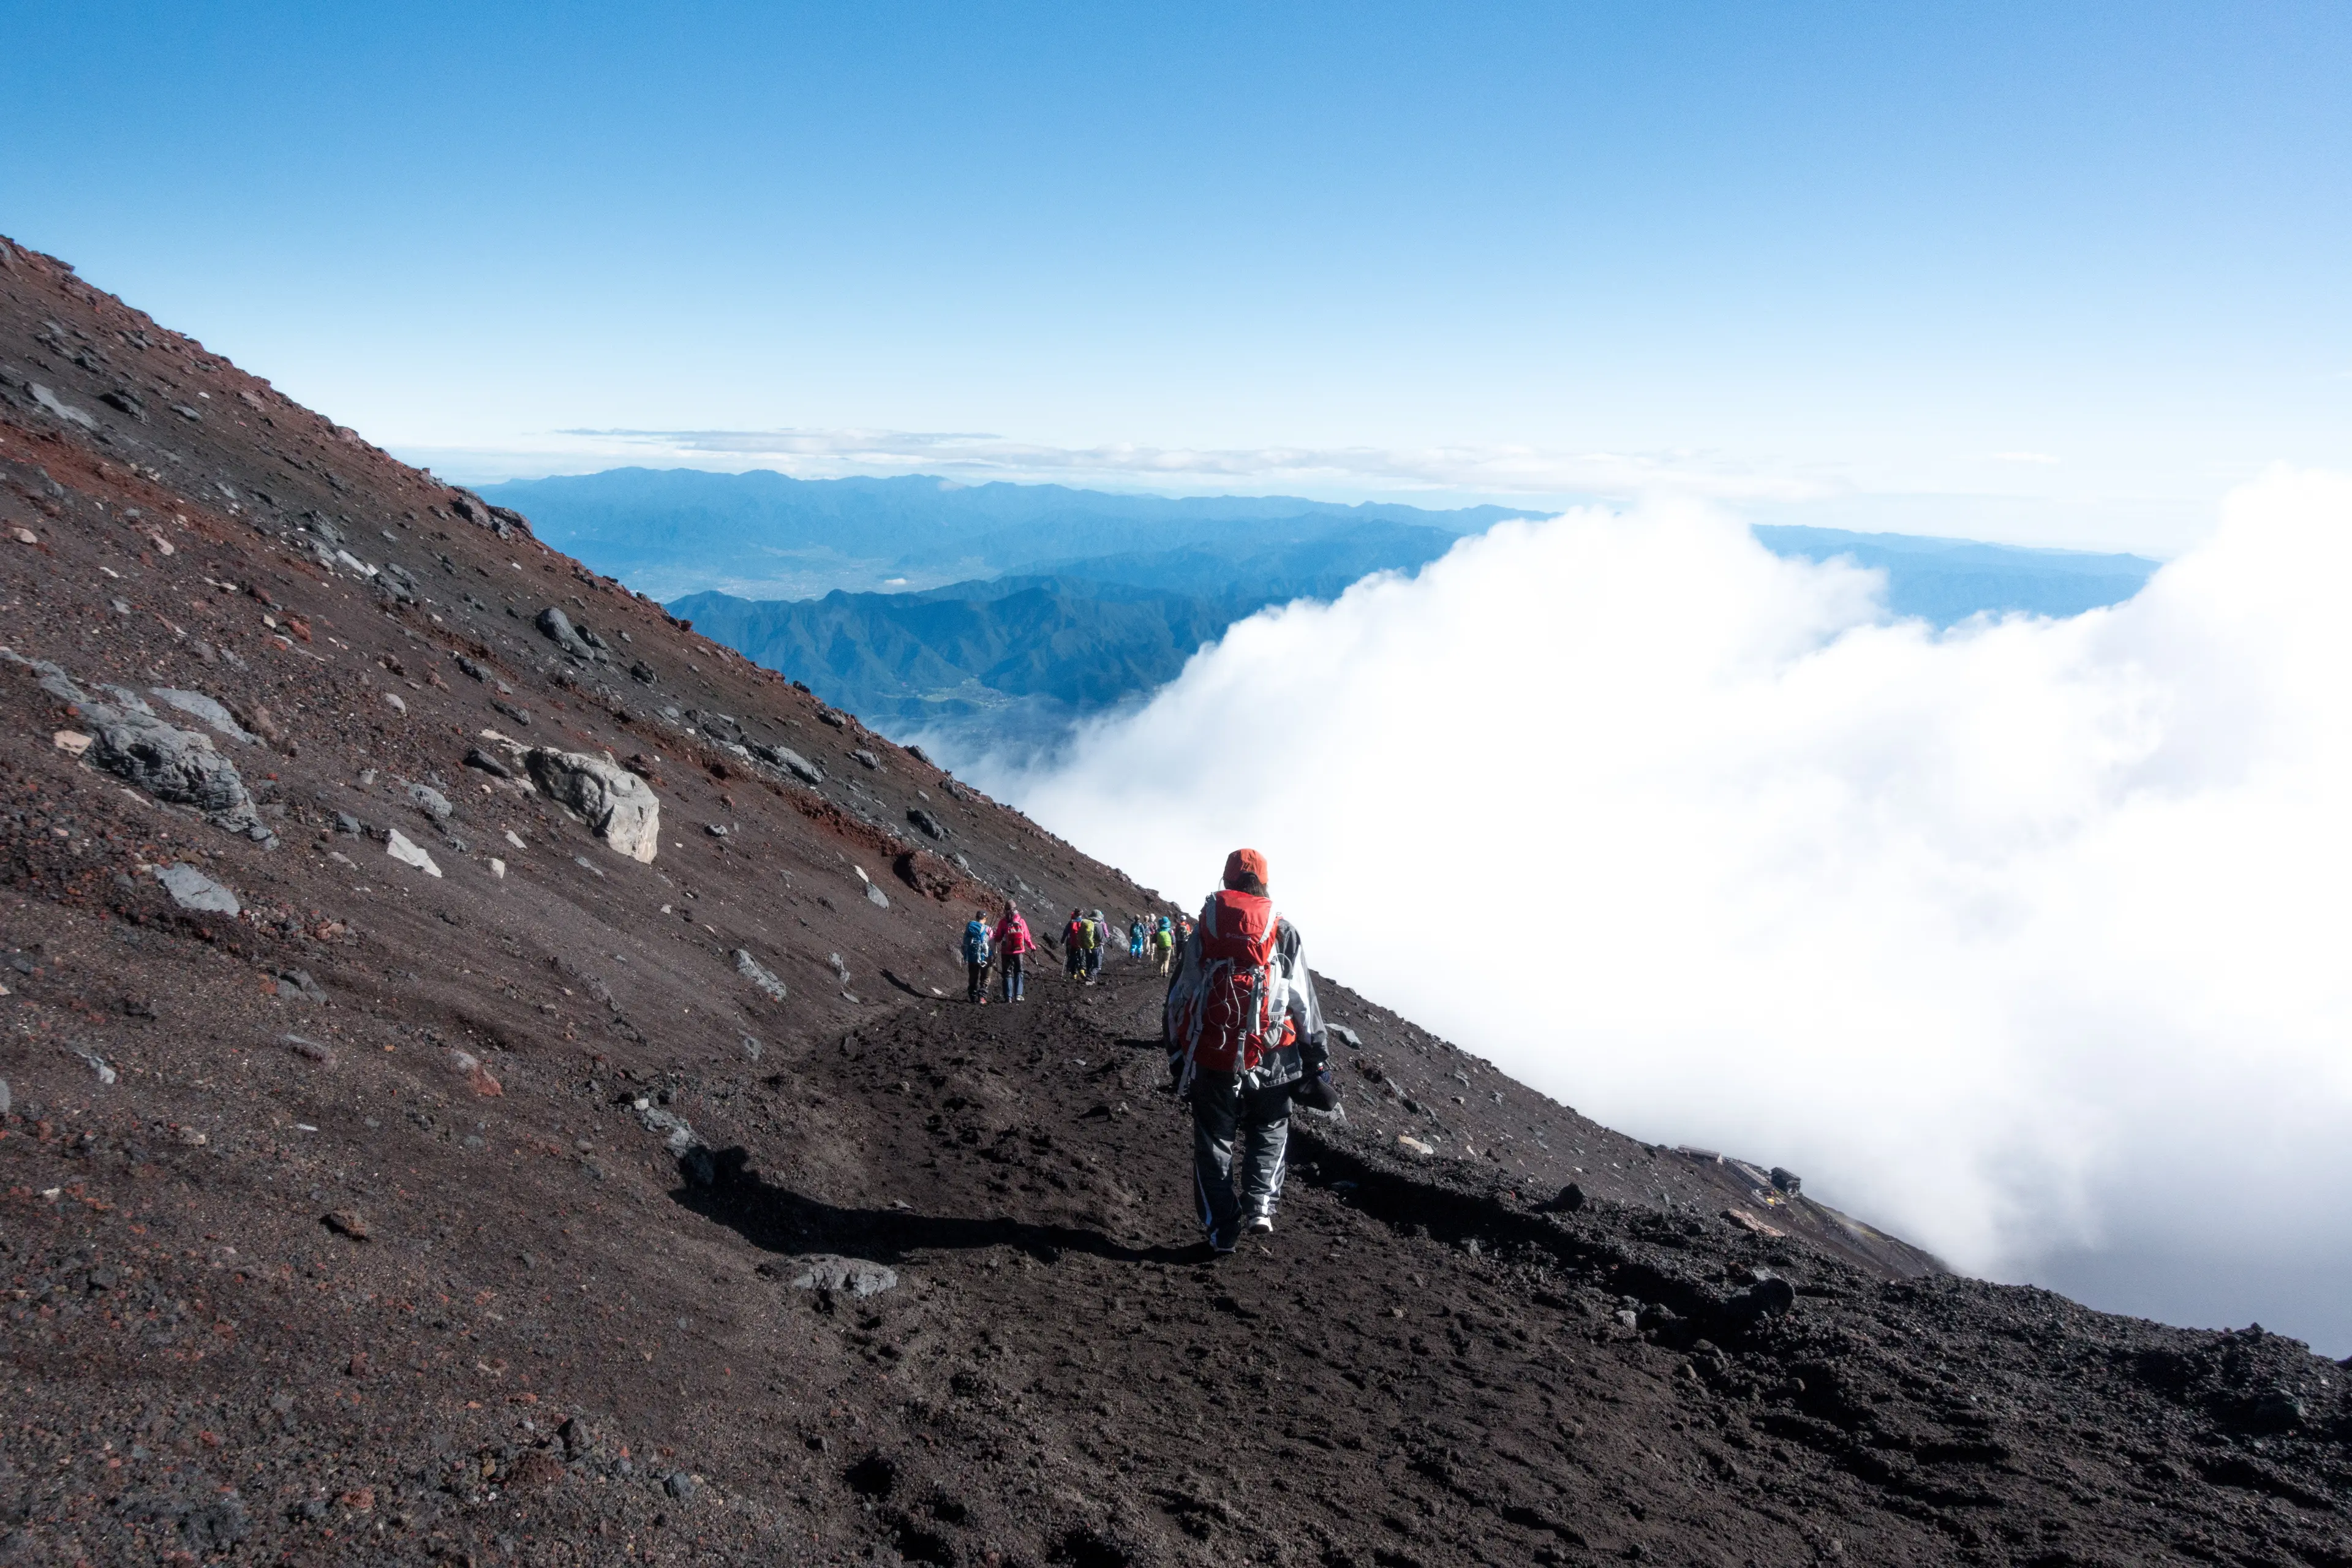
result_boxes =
[970,469,2352,1352]
[5,2,2349,552]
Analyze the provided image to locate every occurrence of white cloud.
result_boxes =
[964,469,2352,1346]
[1989,450,2062,465]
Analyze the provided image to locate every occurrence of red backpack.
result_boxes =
[1166,889,1295,1089]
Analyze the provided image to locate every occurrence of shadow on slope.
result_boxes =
[676,1148,1202,1268]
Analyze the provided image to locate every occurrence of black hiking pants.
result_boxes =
[1190,1071,1292,1248]
[966,960,989,1002]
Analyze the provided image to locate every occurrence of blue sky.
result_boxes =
[6,1,2348,550]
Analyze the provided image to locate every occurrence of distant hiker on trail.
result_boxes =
[1087,909,1110,982]
[1064,909,1089,980]
[1164,848,1336,1255]
[962,909,993,1004]
[1152,915,1175,975]
[1128,916,1147,959]
[991,903,1035,1002]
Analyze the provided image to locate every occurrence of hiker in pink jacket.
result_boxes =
[989,903,1036,1003]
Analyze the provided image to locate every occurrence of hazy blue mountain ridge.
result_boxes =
[1755,524,2158,622]
[480,467,1536,599]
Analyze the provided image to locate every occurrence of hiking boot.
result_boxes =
[1245,1215,1273,1235]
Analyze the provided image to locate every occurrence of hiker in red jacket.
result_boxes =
[990,903,1036,1003]
[1164,848,1336,1254]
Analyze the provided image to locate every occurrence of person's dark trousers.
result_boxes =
[1086,947,1104,979]
[1000,954,1025,1001]
[966,960,989,1002]
[1068,947,1085,978]
[1190,1071,1293,1250]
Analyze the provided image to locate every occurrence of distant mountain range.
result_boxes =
[478,467,1534,601]
[1752,525,2160,624]
[483,469,2162,762]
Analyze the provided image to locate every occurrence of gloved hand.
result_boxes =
[1292,1071,1340,1112]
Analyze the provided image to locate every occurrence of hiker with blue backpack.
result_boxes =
[1128,916,1147,959]
[1164,848,1338,1254]
[962,908,992,1003]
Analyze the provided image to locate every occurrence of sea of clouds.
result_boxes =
[967,468,2352,1351]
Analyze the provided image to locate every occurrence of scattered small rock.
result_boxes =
[665,1471,696,1502]
[322,1210,370,1242]
[452,1049,503,1097]
[408,782,453,821]
[385,829,442,878]
[733,949,788,1002]
[1537,1182,1586,1214]
[276,969,328,1004]
[156,862,241,915]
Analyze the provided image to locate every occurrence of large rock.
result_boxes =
[525,748,660,862]
[156,863,239,914]
[533,606,602,663]
[788,1256,898,1299]
[85,703,271,842]
[752,742,823,785]
[149,688,256,745]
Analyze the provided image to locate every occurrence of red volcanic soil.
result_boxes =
[2,234,2350,1567]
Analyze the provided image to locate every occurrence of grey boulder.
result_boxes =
[753,742,823,786]
[733,949,788,1003]
[788,1256,898,1298]
[533,606,602,662]
[525,748,660,862]
[150,688,257,745]
[88,704,271,842]
[156,862,240,915]
[407,782,453,821]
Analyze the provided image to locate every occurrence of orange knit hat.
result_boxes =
[1222,848,1269,890]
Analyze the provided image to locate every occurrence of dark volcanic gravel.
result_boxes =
[3,233,2351,1567]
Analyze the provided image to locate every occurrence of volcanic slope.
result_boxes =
[1,234,2350,1568]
